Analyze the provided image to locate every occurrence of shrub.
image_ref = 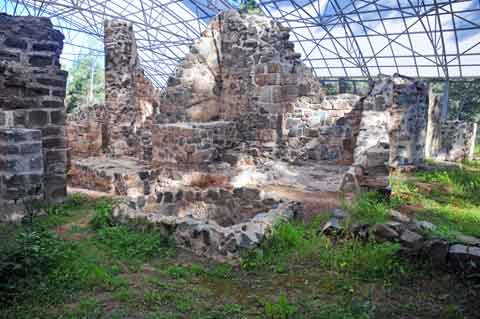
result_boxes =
[0,229,68,298]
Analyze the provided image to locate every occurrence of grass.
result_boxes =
[390,165,480,238]
[1,185,479,318]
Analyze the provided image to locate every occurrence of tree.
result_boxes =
[239,0,263,15]
[448,79,480,123]
[65,54,105,113]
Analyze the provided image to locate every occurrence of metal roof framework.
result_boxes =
[1,0,480,87]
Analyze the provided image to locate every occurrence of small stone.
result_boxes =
[332,208,349,220]
[455,234,480,246]
[389,209,411,223]
[448,244,480,272]
[321,218,343,236]
[372,224,399,242]
[414,220,437,232]
[423,239,449,269]
[351,223,369,241]
[400,229,423,248]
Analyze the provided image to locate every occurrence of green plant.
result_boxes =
[0,229,66,295]
[90,199,113,230]
[208,263,233,279]
[346,192,388,224]
[96,225,172,263]
[166,265,188,279]
[263,295,297,319]
[239,0,263,15]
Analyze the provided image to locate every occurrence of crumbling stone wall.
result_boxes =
[342,74,428,190]
[388,75,428,167]
[157,10,322,142]
[426,93,477,162]
[104,20,160,159]
[0,13,67,203]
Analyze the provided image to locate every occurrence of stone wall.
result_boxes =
[66,104,107,159]
[430,121,477,162]
[388,75,428,168]
[342,74,428,190]
[426,92,477,162]
[156,10,322,143]
[152,121,238,168]
[104,20,160,159]
[0,128,44,221]
[0,13,67,203]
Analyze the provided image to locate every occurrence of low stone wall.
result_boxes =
[68,157,151,197]
[113,200,303,263]
[0,128,44,221]
[152,121,238,168]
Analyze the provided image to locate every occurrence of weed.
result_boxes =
[90,199,113,230]
[346,192,388,224]
[207,263,233,279]
[166,264,188,279]
[96,225,173,262]
[263,295,297,319]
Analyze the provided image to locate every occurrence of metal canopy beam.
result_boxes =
[1,0,479,87]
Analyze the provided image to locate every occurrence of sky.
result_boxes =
[1,0,479,84]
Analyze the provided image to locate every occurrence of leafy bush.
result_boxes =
[0,229,69,298]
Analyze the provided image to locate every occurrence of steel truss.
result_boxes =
[1,0,480,87]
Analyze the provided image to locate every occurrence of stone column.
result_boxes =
[388,77,428,167]
[104,20,139,157]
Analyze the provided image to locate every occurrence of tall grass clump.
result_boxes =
[243,219,409,282]
[344,192,389,224]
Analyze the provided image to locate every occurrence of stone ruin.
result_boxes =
[0,14,68,220]
[426,93,478,162]
[1,10,478,260]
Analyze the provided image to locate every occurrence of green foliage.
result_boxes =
[0,229,68,296]
[207,263,233,279]
[242,219,408,282]
[447,79,480,122]
[263,295,297,319]
[166,264,189,279]
[239,0,263,15]
[97,225,173,262]
[345,192,389,224]
[391,167,480,238]
[66,55,105,113]
[90,199,113,230]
